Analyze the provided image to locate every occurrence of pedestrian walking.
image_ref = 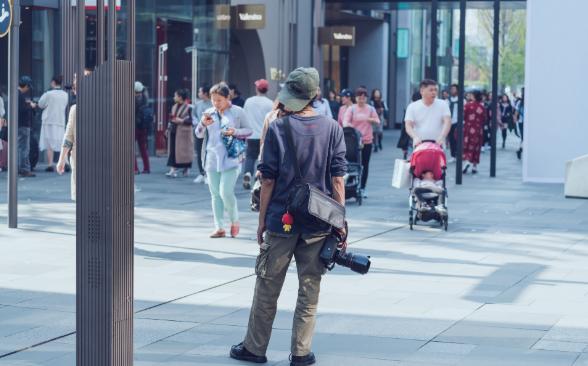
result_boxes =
[514,88,525,160]
[337,89,353,127]
[343,86,380,197]
[370,88,387,152]
[499,94,515,149]
[230,67,347,366]
[446,84,461,162]
[192,84,212,183]
[56,74,79,200]
[17,76,36,177]
[441,89,450,100]
[397,91,421,160]
[243,79,273,189]
[134,81,152,174]
[166,89,194,178]
[482,91,493,152]
[311,86,333,118]
[328,89,340,119]
[195,82,252,238]
[37,76,69,172]
[462,91,487,174]
[404,79,451,154]
[229,84,245,107]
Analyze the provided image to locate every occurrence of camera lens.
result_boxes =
[336,251,371,274]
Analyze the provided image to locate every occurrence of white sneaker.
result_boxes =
[193,174,205,184]
[243,172,252,190]
[448,157,456,163]
[362,190,368,199]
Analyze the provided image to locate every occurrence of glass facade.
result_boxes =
[82,0,230,154]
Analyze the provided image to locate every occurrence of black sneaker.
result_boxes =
[230,342,267,364]
[290,352,316,366]
[45,166,55,172]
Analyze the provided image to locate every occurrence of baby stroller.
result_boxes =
[408,141,449,230]
[343,127,363,205]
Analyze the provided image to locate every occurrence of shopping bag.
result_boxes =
[391,159,411,189]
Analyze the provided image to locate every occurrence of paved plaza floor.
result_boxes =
[0,131,587,365]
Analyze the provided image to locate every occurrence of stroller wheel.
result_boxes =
[409,211,414,230]
[357,194,363,206]
[444,217,449,231]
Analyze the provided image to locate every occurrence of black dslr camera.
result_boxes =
[319,229,371,275]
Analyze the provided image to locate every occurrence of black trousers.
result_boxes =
[448,124,458,158]
[361,143,372,189]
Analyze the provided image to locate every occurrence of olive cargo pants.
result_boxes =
[243,231,327,357]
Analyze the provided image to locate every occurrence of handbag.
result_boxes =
[283,117,346,231]
[391,158,411,189]
[219,112,247,160]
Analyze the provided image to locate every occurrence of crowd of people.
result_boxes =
[399,82,526,174]
[0,66,528,366]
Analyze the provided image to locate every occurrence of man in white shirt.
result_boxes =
[37,76,69,172]
[242,79,273,189]
[312,86,333,118]
[405,79,451,148]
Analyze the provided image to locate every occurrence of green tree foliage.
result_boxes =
[475,9,527,91]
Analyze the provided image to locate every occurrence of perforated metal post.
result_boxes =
[75,0,135,364]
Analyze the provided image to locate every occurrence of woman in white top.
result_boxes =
[195,83,252,238]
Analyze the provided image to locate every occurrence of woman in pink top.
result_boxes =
[337,88,354,126]
[343,87,380,196]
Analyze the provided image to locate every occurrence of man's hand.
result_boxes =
[257,224,266,245]
[435,137,445,146]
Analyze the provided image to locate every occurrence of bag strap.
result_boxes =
[283,116,303,180]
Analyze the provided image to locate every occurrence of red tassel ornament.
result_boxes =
[282,212,294,232]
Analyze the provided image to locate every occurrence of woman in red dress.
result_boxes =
[462,91,487,174]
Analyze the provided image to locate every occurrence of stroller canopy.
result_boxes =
[410,142,447,180]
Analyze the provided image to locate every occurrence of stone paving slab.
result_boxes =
[1,131,588,364]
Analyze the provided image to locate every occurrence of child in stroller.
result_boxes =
[409,141,449,230]
[343,127,363,205]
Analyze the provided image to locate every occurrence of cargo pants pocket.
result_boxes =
[255,241,271,278]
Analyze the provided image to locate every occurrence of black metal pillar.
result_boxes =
[490,0,500,177]
[76,0,135,364]
[456,0,466,185]
[7,0,21,229]
[429,0,438,81]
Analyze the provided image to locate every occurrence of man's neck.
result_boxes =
[422,98,435,106]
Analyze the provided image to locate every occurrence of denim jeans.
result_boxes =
[18,127,31,173]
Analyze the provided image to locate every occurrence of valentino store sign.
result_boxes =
[215,4,266,30]
[319,26,356,47]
